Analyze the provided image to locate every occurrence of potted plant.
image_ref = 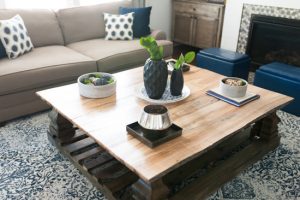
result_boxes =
[170,52,195,96]
[140,36,168,99]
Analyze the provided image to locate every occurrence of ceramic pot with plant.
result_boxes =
[140,37,168,99]
[170,52,195,96]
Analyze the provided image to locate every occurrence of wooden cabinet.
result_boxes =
[172,0,224,48]
[173,12,194,44]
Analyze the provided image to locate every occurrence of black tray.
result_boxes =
[126,122,182,148]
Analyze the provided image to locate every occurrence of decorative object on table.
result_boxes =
[77,72,116,98]
[206,87,260,107]
[103,12,134,40]
[137,82,190,104]
[138,105,172,133]
[127,122,182,148]
[219,77,248,98]
[167,58,190,73]
[127,105,182,148]
[140,36,168,99]
[0,15,34,59]
[119,6,152,38]
[170,51,195,96]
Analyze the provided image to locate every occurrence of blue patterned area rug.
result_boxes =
[0,111,299,199]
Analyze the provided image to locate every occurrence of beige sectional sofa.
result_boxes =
[0,1,173,124]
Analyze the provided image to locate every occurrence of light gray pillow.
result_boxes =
[0,15,34,59]
[104,12,134,40]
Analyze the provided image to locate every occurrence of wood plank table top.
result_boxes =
[37,66,293,183]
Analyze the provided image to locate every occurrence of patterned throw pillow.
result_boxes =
[104,12,134,40]
[0,15,33,59]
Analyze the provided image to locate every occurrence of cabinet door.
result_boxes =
[193,16,219,48]
[173,12,194,45]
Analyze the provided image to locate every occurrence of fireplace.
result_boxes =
[246,15,300,70]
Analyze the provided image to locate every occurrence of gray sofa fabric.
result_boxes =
[0,9,64,47]
[68,39,173,72]
[0,1,173,123]
[0,46,97,96]
[57,1,132,44]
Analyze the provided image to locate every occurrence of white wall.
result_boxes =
[221,0,300,51]
[146,0,172,39]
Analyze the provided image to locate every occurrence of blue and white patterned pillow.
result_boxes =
[0,15,33,59]
[104,12,134,40]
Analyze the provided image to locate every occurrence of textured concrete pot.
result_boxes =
[219,77,248,98]
[77,72,116,99]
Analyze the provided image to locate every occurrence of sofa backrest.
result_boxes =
[0,9,64,47]
[57,1,132,45]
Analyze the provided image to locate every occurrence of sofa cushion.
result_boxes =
[57,1,132,45]
[0,46,97,95]
[104,12,134,40]
[0,9,64,47]
[0,15,34,59]
[67,39,173,73]
[119,6,152,38]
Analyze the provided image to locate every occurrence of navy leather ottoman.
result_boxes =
[254,62,300,116]
[196,48,251,80]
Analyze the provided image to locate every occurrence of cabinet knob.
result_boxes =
[193,8,196,11]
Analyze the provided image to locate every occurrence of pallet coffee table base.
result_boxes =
[47,109,281,200]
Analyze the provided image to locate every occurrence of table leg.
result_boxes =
[131,179,170,200]
[250,112,280,141]
[48,109,75,139]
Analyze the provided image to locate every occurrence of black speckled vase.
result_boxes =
[143,58,168,99]
[170,68,184,96]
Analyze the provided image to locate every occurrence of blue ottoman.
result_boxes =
[254,62,300,116]
[196,48,251,80]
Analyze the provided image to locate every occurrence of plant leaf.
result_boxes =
[159,46,163,59]
[178,53,185,65]
[184,51,195,64]
[140,36,163,60]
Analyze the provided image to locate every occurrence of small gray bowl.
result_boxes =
[77,72,116,99]
[219,77,248,98]
[138,105,172,132]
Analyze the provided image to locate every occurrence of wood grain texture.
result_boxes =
[172,0,224,48]
[37,66,293,183]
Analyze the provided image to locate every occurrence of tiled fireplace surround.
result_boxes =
[220,1,300,52]
[236,4,300,54]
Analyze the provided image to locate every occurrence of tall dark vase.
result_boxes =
[170,68,184,96]
[144,58,168,99]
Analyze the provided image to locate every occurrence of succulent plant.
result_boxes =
[173,51,196,70]
[140,36,163,61]
[82,74,114,86]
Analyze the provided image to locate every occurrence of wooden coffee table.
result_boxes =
[37,66,292,200]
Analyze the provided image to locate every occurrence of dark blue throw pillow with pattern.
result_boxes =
[119,7,152,38]
[0,41,6,59]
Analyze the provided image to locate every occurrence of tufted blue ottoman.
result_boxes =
[254,62,300,116]
[196,48,251,80]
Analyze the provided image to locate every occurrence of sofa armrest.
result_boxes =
[150,30,167,40]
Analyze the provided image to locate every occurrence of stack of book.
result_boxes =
[206,88,260,107]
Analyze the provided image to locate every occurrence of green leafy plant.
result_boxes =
[140,36,163,61]
[173,51,195,70]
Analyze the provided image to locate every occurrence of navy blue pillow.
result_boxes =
[0,41,6,59]
[119,7,152,38]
